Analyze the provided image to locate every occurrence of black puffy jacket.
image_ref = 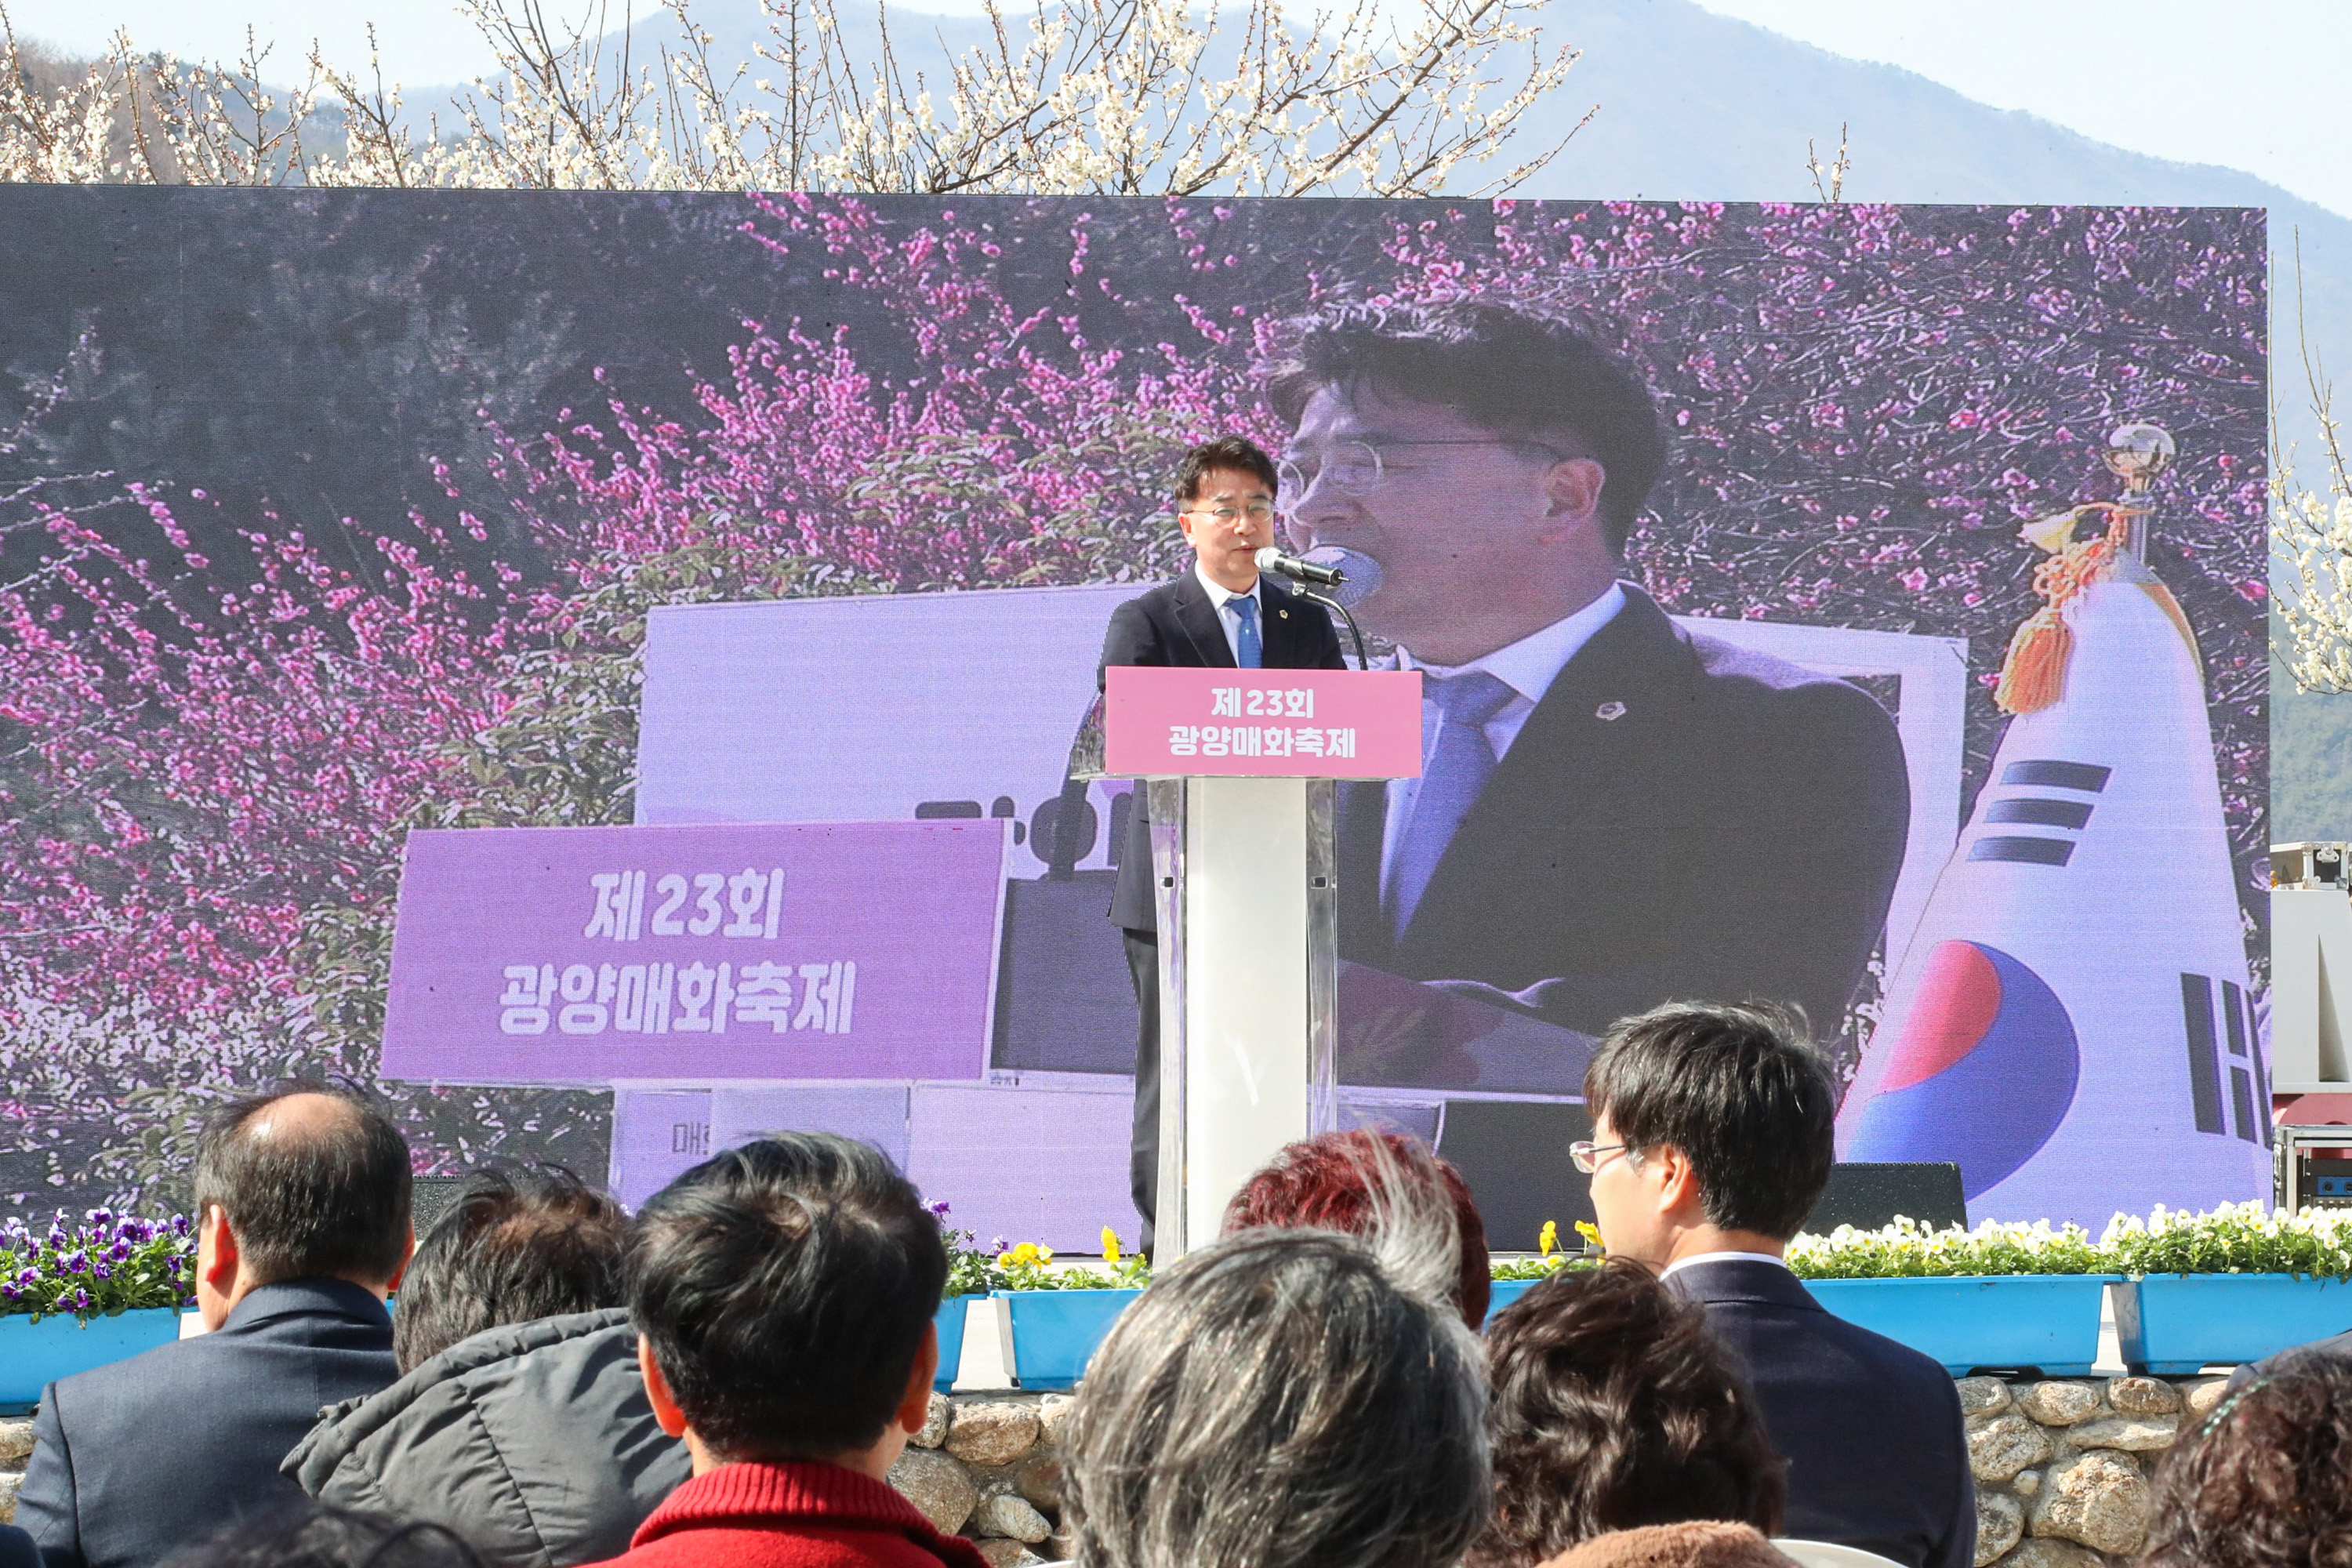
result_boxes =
[281,1308,691,1568]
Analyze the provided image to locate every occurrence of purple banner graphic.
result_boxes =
[383,822,1011,1083]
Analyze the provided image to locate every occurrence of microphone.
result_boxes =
[1254,545,1345,587]
[1259,544,1381,670]
[1300,546,1382,610]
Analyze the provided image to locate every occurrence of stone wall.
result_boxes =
[895,1377,2223,1568]
[892,1393,1075,1566]
[1961,1375,2221,1568]
[0,1420,27,1523]
[0,1378,2225,1568]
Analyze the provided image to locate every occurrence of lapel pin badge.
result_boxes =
[1278,608,1290,619]
[1595,700,1628,721]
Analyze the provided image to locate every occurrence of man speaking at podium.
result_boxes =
[1265,300,1910,1051]
[1099,436,1346,1245]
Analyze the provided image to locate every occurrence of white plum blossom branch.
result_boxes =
[0,0,1584,197]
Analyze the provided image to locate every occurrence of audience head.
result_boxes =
[191,1084,414,1327]
[162,1501,484,1568]
[1064,1219,1490,1568]
[2140,1356,2352,1568]
[1472,1260,1783,1567]
[626,1133,946,1471]
[1223,1128,1491,1327]
[1581,1003,1835,1265]
[391,1163,628,1374]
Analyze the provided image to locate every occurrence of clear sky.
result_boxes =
[1692,0,2352,219]
[7,0,2348,219]
[4,0,510,88]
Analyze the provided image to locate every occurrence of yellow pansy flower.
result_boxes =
[996,1240,1054,1269]
[1537,1220,1558,1258]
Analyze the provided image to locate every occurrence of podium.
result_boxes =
[1101,666,1422,1259]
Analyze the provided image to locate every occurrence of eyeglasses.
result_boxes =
[1276,437,1571,511]
[1182,501,1277,524]
[1568,1140,1636,1174]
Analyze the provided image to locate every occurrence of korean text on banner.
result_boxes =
[381,822,1011,1084]
[1103,666,1423,778]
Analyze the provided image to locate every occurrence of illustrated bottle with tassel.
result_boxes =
[1837,424,2270,1226]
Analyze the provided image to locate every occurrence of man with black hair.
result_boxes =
[284,1165,682,1568]
[19,1086,413,1568]
[1580,1003,1972,1568]
[1100,434,1348,1244]
[387,1163,628,1374]
[584,1133,989,1568]
[1267,301,1910,1050]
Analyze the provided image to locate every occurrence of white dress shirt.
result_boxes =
[1659,1250,1793,1279]
[1380,583,1629,904]
[1193,559,1265,666]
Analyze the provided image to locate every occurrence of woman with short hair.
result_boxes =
[2139,1355,2352,1568]
[1063,1213,1490,1568]
[1474,1260,1787,1568]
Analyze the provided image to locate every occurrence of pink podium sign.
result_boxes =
[1103,666,1423,779]
[381,822,1010,1084]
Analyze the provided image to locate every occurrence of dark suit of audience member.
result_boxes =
[0,1524,37,1568]
[18,1085,412,1568]
[1102,565,1345,1239]
[1584,1007,1973,1568]
[1671,1259,1972,1568]
[17,1279,397,1568]
[1337,583,1908,1044]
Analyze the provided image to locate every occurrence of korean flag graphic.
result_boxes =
[1838,428,2270,1227]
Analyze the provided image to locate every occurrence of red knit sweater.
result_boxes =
[583,1459,996,1568]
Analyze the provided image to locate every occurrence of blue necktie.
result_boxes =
[1387,670,1515,938]
[1227,594,1263,669]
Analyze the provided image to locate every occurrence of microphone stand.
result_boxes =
[1298,587,1370,671]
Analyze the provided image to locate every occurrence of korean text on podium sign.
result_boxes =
[1103,666,1423,778]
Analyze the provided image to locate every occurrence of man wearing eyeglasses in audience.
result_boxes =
[1264,300,1910,1059]
[1099,435,1346,1249]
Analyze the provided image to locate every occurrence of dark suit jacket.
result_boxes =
[1671,1260,1974,1568]
[0,1526,35,1568]
[1338,584,1908,1036]
[1100,570,1347,932]
[16,1279,398,1568]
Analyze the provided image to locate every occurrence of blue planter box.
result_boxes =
[0,1308,187,1411]
[2115,1275,2352,1374]
[935,1295,981,1391]
[1800,1276,2118,1376]
[996,1288,1140,1390]
[1486,1277,1540,1324]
